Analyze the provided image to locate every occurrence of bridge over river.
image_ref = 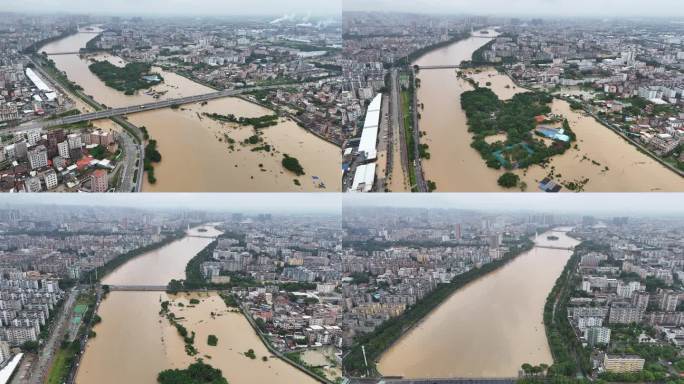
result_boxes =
[536,245,575,251]
[45,51,82,56]
[415,65,462,70]
[107,285,169,292]
[10,83,298,133]
[106,285,216,292]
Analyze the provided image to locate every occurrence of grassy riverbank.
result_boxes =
[541,241,592,377]
[400,75,418,191]
[46,292,97,384]
[343,238,535,377]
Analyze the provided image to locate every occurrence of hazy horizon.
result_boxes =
[343,0,684,18]
[342,193,684,217]
[3,194,683,217]
[0,193,341,214]
[1,0,341,17]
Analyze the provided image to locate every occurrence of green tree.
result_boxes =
[498,172,520,188]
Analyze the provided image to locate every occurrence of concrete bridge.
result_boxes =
[536,245,575,251]
[415,65,462,70]
[45,51,82,56]
[107,285,217,292]
[107,285,168,292]
[13,84,286,132]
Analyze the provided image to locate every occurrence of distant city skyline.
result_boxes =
[0,193,341,214]
[343,193,684,216]
[343,0,684,18]
[2,0,340,17]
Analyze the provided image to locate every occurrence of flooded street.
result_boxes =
[377,230,580,378]
[40,28,339,192]
[413,33,684,192]
[76,225,316,383]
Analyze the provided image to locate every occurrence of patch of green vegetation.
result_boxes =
[427,180,437,192]
[89,145,108,160]
[204,113,278,129]
[89,61,162,94]
[244,349,256,359]
[157,360,228,384]
[244,134,261,145]
[46,340,80,384]
[140,126,150,140]
[144,139,162,184]
[207,334,218,346]
[498,172,520,188]
[279,282,316,292]
[48,108,81,120]
[163,309,197,356]
[282,154,305,176]
[251,144,271,152]
[400,87,418,190]
[461,87,575,170]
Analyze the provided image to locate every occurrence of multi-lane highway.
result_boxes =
[389,69,409,191]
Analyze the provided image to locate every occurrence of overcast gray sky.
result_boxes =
[343,193,684,216]
[3,0,340,17]
[1,193,341,214]
[343,0,684,18]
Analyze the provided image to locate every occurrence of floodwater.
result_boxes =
[167,293,319,384]
[377,230,580,378]
[40,28,339,192]
[76,225,316,384]
[413,33,684,192]
[467,70,684,192]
